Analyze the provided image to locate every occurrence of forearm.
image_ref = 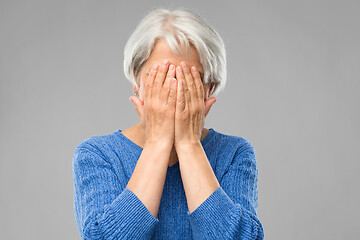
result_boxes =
[176,142,220,213]
[178,141,264,239]
[126,141,172,219]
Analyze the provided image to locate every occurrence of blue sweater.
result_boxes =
[72,128,264,239]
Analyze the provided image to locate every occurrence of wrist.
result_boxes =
[144,139,173,150]
[174,140,202,152]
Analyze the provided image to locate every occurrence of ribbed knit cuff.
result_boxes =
[96,187,159,239]
[187,186,237,239]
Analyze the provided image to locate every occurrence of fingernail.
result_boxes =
[162,59,169,66]
[129,97,133,103]
[181,62,188,69]
[176,66,182,73]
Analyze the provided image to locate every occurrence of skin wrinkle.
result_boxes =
[128,38,221,215]
[128,38,216,168]
[134,38,212,101]
[144,70,204,82]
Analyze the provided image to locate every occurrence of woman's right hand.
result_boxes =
[129,59,178,146]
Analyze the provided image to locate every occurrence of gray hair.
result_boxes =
[123,7,227,97]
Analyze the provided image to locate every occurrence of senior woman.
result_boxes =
[72,8,264,240]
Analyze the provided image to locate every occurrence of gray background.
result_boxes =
[1,0,359,239]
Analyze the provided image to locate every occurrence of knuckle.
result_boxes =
[177,98,185,104]
[162,85,170,93]
[153,80,160,87]
[145,83,152,91]
[178,113,187,121]
[159,66,167,74]
[149,71,156,79]
[167,76,175,84]
[166,69,173,76]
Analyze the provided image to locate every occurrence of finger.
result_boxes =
[181,62,198,107]
[191,65,205,102]
[145,64,159,101]
[176,69,186,113]
[139,75,147,101]
[152,59,169,99]
[176,65,189,111]
[167,77,177,111]
[161,64,176,103]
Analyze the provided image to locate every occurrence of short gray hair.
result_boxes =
[123,7,227,97]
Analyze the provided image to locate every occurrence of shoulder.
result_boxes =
[209,129,257,172]
[73,130,119,161]
[213,128,255,154]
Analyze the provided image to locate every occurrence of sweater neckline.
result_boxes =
[115,128,216,169]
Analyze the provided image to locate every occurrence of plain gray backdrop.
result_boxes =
[1,0,359,239]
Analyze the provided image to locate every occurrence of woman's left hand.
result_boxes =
[174,62,217,147]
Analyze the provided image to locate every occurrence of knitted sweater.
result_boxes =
[72,128,264,239]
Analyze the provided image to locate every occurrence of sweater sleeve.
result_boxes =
[186,140,264,240]
[72,142,159,239]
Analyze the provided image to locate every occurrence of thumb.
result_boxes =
[204,97,217,118]
[129,96,144,119]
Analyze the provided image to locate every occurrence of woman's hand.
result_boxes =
[130,59,178,146]
[174,62,217,147]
